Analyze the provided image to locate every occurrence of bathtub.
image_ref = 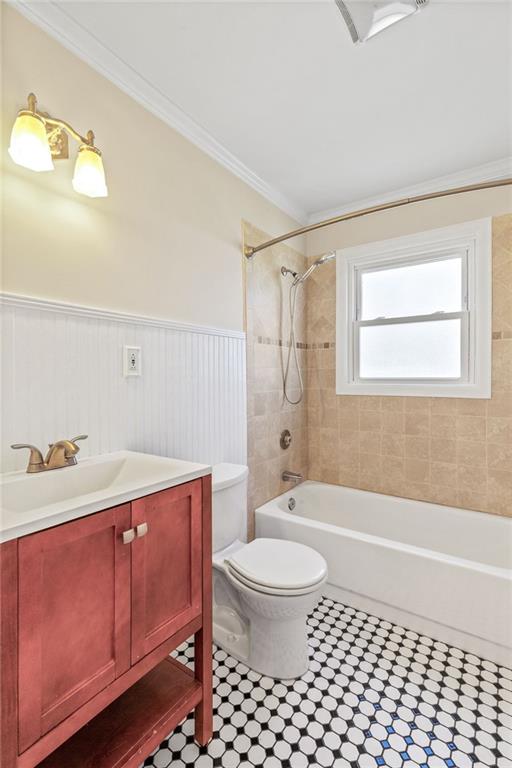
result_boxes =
[255,481,512,666]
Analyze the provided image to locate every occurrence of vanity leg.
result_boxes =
[195,475,212,746]
[1,540,18,768]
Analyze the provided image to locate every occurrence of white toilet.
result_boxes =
[212,463,327,680]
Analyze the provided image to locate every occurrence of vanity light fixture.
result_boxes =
[8,92,108,198]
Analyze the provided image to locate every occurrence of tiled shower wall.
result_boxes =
[244,222,308,536]
[306,214,512,516]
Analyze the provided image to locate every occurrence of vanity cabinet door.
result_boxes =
[17,505,132,753]
[131,480,203,664]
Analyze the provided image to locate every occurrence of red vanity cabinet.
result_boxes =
[131,482,203,664]
[0,474,212,768]
[17,504,132,752]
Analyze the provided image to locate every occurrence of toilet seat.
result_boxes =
[225,538,327,596]
[226,563,326,597]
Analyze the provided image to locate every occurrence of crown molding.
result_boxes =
[308,157,512,225]
[0,293,246,340]
[8,0,308,225]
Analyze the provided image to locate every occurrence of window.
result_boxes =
[336,219,492,398]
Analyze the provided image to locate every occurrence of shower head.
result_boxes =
[293,251,336,286]
[314,252,336,266]
[335,0,429,44]
[281,265,299,279]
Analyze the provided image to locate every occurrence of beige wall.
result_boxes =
[244,222,308,536]
[307,187,512,256]
[1,6,302,332]
[307,214,512,517]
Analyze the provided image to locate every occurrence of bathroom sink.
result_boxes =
[0,450,210,542]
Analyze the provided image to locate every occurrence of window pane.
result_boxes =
[359,319,461,379]
[360,256,462,320]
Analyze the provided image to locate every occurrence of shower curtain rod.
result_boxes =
[243,177,512,259]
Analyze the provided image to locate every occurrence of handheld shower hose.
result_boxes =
[282,252,336,405]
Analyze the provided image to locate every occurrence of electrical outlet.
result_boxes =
[123,345,141,377]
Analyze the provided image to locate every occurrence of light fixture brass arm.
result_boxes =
[43,116,93,147]
[27,92,94,146]
[244,177,512,259]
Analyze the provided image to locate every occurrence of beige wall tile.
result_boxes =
[430,438,457,464]
[456,440,487,468]
[405,458,431,484]
[430,462,457,487]
[488,470,512,514]
[405,436,430,460]
[360,431,382,454]
[405,412,430,436]
[382,411,405,434]
[487,391,512,417]
[381,434,405,458]
[457,465,487,493]
[488,443,512,471]
[430,414,457,437]
[487,416,512,444]
[456,415,486,441]
[359,410,382,431]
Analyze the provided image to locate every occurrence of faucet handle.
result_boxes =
[70,435,88,445]
[11,444,44,472]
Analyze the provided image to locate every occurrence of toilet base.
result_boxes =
[213,616,309,680]
[248,614,310,679]
[212,567,324,680]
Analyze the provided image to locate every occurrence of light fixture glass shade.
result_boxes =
[336,1,427,43]
[72,144,108,198]
[8,111,54,172]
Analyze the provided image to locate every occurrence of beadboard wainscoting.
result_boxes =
[1,295,247,474]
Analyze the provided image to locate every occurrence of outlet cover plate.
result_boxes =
[123,345,141,377]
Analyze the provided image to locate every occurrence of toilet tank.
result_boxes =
[212,464,249,553]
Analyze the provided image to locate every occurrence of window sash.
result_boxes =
[353,311,469,383]
[351,251,469,384]
[354,250,468,323]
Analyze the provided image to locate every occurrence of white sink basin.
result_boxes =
[0,451,211,542]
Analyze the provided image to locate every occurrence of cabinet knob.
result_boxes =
[136,523,149,539]
[122,528,136,544]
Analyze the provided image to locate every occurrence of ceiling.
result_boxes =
[14,1,512,223]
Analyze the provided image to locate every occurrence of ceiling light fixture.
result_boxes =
[335,0,429,43]
[8,93,108,198]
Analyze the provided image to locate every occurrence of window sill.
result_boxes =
[336,380,491,398]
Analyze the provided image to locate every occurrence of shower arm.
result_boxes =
[243,177,512,259]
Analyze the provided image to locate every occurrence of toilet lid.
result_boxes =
[226,563,326,597]
[226,538,327,591]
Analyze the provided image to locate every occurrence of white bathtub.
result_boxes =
[255,481,512,666]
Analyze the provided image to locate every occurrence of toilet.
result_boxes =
[212,463,327,679]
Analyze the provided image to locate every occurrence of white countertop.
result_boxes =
[0,450,211,543]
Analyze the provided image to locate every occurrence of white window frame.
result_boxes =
[336,218,492,398]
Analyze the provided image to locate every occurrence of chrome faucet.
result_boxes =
[11,435,88,473]
[282,470,303,486]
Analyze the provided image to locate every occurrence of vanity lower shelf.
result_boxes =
[35,657,202,768]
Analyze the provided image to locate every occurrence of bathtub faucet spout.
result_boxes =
[282,470,303,486]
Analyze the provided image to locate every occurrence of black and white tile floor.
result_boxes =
[142,597,512,768]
